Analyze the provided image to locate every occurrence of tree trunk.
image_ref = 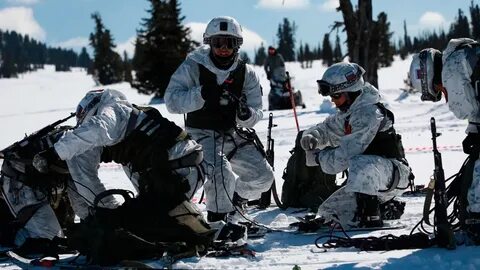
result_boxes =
[338,0,379,88]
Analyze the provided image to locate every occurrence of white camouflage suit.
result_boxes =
[441,38,480,213]
[165,46,274,214]
[4,89,203,245]
[304,84,411,226]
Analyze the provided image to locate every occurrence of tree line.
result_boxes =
[1,0,480,95]
[398,0,480,58]
[0,30,91,78]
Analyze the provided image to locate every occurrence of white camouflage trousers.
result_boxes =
[187,128,274,213]
[317,155,411,226]
[468,159,480,213]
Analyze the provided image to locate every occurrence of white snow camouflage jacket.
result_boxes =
[303,83,397,174]
[164,45,263,128]
[442,38,480,134]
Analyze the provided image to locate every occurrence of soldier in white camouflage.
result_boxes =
[301,62,412,228]
[410,38,480,243]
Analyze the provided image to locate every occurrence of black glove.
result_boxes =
[32,148,60,174]
[201,83,223,105]
[462,133,480,155]
[266,73,271,80]
[237,97,251,121]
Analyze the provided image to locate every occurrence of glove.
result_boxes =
[266,74,271,80]
[300,130,321,150]
[237,98,251,121]
[305,149,321,167]
[201,83,223,105]
[462,133,480,155]
[32,148,60,174]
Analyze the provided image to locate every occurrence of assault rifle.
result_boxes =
[428,117,456,249]
[0,113,75,161]
[257,113,285,209]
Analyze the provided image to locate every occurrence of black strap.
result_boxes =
[379,162,400,193]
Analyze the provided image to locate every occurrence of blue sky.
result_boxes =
[0,0,474,58]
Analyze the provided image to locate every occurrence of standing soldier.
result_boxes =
[165,16,274,232]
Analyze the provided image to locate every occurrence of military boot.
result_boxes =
[465,211,480,245]
[354,193,384,228]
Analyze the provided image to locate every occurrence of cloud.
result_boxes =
[115,36,136,58]
[6,0,40,5]
[186,22,266,53]
[52,37,89,50]
[256,0,310,10]
[419,11,446,29]
[0,7,45,40]
[318,0,338,12]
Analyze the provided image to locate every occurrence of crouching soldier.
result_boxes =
[299,62,412,229]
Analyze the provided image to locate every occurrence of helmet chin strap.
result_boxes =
[209,49,238,70]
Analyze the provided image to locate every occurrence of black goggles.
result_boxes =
[417,50,441,101]
[210,36,239,49]
[316,68,362,96]
[75,95,101,123]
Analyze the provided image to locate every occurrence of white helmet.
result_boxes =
[203,16,243,49]
[75,89,105,124]
[409,48,443,102]
[317,62,365,96]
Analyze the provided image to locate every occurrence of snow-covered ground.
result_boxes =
[0,58,478,269]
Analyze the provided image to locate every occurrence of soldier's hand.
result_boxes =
[237,97,251,121]
[32,148,60,174]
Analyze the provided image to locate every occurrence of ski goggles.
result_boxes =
[417,50,441,102]
[316,69,363,96]
[210,35,240,49]
[76,95,101,124]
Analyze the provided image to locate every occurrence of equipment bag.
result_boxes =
[281,131,338,211]
[67,190,209,265]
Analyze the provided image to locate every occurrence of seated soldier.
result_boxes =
[299,62,412,229]
[0,124,75,255]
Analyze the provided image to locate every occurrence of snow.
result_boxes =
[0,57,478,269]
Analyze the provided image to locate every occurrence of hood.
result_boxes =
[347,83,381,112]
[187,45,240,84]
[442,38,476,63]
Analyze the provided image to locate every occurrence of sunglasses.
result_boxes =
[210,36,239,49]
[316,68,362,97]
[330,93,343,100]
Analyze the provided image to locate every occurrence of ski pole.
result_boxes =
[286,71,300,132]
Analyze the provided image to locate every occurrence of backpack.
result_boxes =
[281,131,338,211]
[67,190,210,265]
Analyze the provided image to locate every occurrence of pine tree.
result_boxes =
[449,9,471,39]
[77,47,92,70]
[132,0,196,97]
[89,12,123,85]
[276,18,296,61]
[375,12,394,67]
[254,43,267,66]
[297,41,305,68]
[333,33,343,63]
[304,43,312,68]
[322,33,333,66]
[470,0,480,40]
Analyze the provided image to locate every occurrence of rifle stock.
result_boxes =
[430,117,456,249]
